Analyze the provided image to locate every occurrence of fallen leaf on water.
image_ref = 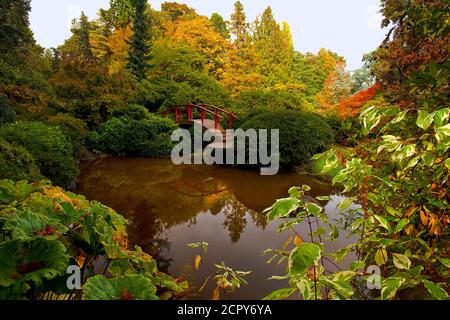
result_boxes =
[195,255,202,270]
[212,287,220,300]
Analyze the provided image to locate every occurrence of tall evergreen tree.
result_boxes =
[127,0,151,80]
[0,0,33,53]
[77,12,95,62]
[254,7,294,85]
[229,1,248,49]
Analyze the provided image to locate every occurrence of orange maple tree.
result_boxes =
[338,83,381,118]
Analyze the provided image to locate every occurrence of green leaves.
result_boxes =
[0,180,186,300]
[417,110,435,130]
[375,247,388,266]
[3,210,68,241]
[374,215,391,232]
[319,276,354,300]
[264,197,300,221]
[361,107,381,135]
[381,277,405,300]
[288,243,321,276]
[296,278,313,300]
[435,124,450,142]
[422,280,449,300]
[263,288,297,300]
[392,253,411,270]
[434,108,450,127]
[305,202,322,216]
[82,275,159,300]
[0,240,69,290]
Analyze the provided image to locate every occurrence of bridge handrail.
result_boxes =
[161,104,236,119]
[197,104,238,119]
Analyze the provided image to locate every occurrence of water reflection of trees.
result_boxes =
[214,197,268,243]
[77,158,296,245]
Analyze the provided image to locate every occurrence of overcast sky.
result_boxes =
[29,0,387,70]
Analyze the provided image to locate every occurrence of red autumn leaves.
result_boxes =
[338,83,381,118]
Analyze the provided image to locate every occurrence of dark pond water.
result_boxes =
[76,157,358,300]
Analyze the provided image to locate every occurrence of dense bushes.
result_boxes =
[232,88,307,119]
[48,114,88,155]
[0,95,16,126]
[0,139,42,182]
[92,115,178,157]
[0,180,187,300]
[241,110,334,167]
[0,122,78,186]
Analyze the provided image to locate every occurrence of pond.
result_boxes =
[76,157,358,300]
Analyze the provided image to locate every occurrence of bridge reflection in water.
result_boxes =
[170,177,229,198]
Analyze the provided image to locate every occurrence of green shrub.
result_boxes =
[112,104,151,121]
[47,113,88,155]
[0,95,16,126]
[94,115,178,157]
[233,88,308,118]
[0,139,42,182]
[0,180,187,300]
[241,110,334,168]
[0,121,78,186]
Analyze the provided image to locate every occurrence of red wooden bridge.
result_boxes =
[161,104,237,130]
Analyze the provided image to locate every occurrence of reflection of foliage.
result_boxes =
[221,198,249,243]
[250,211,268,230]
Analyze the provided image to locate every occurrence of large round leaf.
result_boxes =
[82,274,159,300]
[288,243,322,276]
[3,210,68,241]
[0,240,69,291]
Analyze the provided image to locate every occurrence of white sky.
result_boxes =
[29,0,387,70]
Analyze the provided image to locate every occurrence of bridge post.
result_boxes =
[229,112,235,129]
[214,110,219,129]
[187,105,193,120]
[201,109,206,125]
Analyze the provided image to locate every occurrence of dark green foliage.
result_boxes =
[47,113,88,155]
[112,104,150,120]
[210,13,229,39]
[241,111,334,167]
[0,121,78,186]
[0,139,42,181]
[75,12,95,62]
[93,115,178,157]
[127,0,151,79]
[50,61,135,128]
[0,95,16,126]
[137,43,231,111]
[99,0,134,28]
[232,88,307,119]
[0,0,52,117]
[0,0,33,53]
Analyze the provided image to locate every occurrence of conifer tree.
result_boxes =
[77,12,95,62]
[127,0,151,80]
[229,1,248,49]
[0,0,33,53]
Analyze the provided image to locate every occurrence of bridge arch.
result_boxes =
[160,104,238,131]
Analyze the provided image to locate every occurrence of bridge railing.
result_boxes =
[160,104,237,129]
